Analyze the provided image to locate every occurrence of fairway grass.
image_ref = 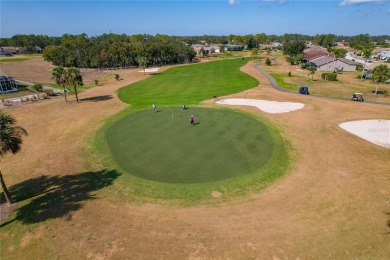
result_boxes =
[95,107,289,204]
[117,58,259,110]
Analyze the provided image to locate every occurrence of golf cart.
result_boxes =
[299,85,310,95]
[351,93,364,102]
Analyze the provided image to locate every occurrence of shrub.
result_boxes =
[300,63,307,69]
[265,57,271,66]
[321,72,337,81]
[33,83,42,91]
[288,71,292,77]
[94,79,99,86]
[356,64,363,71]
[372,89,388,95]
[43,89,54,96]
[115,74,120,81]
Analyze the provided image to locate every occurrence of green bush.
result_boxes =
[265,57,271,66]
[288,71,292,77]
[33,83,42,91]
[300,63,307,69]
[356,64,363,71]
[372,89,388,95]
[321,72,337,81]
[115,74,120,81]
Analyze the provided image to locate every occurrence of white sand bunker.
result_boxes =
[216,98,304,114]
[339,119,390,149]
[138,68,160,73]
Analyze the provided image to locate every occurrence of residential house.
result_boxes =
[0,46,27,54]
[307,56,358,71]
[336,40,350,46]
[191,44,222,55]
[260,42,282,51]
[224,44,242,51]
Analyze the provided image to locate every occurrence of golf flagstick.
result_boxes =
[172,108,173,119]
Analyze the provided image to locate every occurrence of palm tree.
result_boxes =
[372,64,390,95]
[52,66,68,102]
[330,48,347,72]
[138,56,148,75]
[360,45,374,80]
[0,112,27,204]
[66,67,83,103]
[52,67,83,103]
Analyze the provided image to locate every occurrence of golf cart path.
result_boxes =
[254,65,390,106]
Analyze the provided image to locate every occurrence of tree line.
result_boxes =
[40,34,197,68]
[1,33,389,68]
[2,33,389,52]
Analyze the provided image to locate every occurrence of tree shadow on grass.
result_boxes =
[385,212,390,235]
[80,95,113,102]
[0,169,120,227]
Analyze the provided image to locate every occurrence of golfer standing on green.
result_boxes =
[190,115,195,125]
[152,103,156,113]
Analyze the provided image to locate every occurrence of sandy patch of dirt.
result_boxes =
[216,98,304,113]
[1,57,128,86]
[339,119,390,148]
[1,59,389,259]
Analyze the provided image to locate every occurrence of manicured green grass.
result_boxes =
[95,107,289,203]
[95,59,290,204]
[106,107,274,183]
[269,73,299,91]
[118,58,258,110]
[0,58,29,63]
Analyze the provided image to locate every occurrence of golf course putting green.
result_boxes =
[104,107,280,184]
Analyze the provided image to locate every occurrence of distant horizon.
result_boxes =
[1,33,390,39]
[1,0,389,38]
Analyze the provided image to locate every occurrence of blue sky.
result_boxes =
[0,0,389,37]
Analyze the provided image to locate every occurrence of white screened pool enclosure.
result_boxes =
[0,70,18,94]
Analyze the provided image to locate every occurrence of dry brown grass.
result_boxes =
[0,58,389,259]
[260,51,390,103]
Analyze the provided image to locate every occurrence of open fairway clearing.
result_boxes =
[0,60,389,259]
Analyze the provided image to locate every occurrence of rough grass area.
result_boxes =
[118,58,259,110]
[260,51,390,103]
[95,107,289,203]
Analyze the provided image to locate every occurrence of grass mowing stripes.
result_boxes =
[118,58,258,110]
[105,107,274,183]
[95,107,289,203]
[94,59,290,204]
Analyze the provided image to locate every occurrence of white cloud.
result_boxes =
[229,0,240,5]
[339,0,386,6]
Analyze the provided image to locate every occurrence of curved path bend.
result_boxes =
[254,64,390,106]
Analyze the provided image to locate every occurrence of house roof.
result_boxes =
[303,53,328,61]
[310,57,358,67]
[338,58,358,66]
[304,46,328,54]
[310,56,334,67]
